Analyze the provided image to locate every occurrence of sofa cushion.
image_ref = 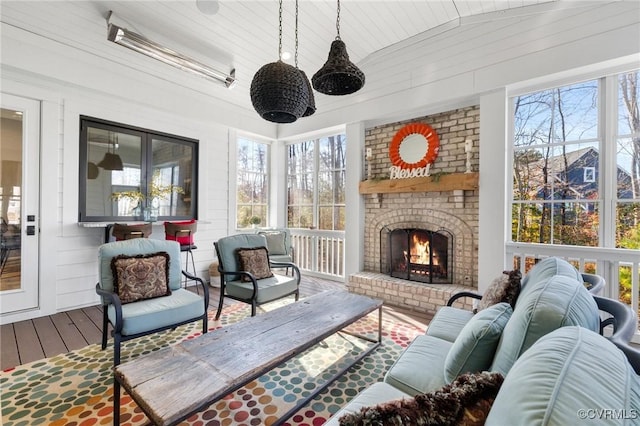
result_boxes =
[486,326,640,425]
[476,270,521,312]
[323,382,410,426]
[384,335,452,395]
[490,274,599,375]
[339,371,504,426]
[444,303,512,383]
[111,252,171,304]
[107,288,205,336]
[519,257,582,297]
[426,306,475,343]
[224,274,298,303]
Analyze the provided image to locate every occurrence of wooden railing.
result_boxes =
[505,242,640,342]
[290,229,345,280]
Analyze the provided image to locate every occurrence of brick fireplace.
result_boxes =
[348,106,480,315]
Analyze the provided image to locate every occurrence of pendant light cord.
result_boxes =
[335,0,341,40]
[278,0,283,59]
[295,0,299,68]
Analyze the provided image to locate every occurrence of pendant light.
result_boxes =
[97,132,124,171]
[250,0,309,123]
[312,0,365,96]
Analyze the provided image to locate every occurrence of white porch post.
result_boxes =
[344,121,366,281]
[478,89,509,292]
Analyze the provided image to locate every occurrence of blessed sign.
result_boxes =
[389,123,440,179]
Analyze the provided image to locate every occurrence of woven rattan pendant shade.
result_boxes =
[312,39,364,96]
[250,61,309,123]
[300,70,316,117]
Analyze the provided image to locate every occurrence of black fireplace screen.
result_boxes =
[386,228,451,284]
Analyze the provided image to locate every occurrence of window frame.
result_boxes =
[234,135,271,229]
[286,132,347,231]
[509,69,639,249]
[78,116,198,222]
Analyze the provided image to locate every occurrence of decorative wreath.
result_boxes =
[389,123,440,169]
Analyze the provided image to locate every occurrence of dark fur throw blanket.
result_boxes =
[338,371,504,426]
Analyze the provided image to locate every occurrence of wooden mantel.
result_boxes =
[359,172,479,194]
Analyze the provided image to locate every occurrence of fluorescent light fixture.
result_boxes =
[107,21,236,88]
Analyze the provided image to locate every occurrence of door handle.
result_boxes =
[26,225,36,236]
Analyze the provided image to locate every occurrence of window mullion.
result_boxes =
[601,75,618,249]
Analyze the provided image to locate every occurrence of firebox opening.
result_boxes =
[386,228,452,284]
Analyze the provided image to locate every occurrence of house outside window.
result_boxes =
[583,167,596,183]
[236,137,269,229]
[287,134,346,230]
[511,71,639,248]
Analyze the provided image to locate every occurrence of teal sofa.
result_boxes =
[326,258,638,425]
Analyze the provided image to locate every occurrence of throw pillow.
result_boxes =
[338,371,504,426]
[444,303,512,383]
[111,252,171,304]
[236,247,274,282]
[476,270,522,312]
[260,231,287,255]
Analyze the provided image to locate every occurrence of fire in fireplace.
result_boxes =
[386,228,452,284]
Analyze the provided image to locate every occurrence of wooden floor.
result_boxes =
[1,275,429,371]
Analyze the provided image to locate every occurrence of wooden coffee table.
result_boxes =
[113,290,383,425]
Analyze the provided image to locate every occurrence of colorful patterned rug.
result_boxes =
[1,298,425,426]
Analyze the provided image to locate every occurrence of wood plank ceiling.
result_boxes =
[1,0,555,116]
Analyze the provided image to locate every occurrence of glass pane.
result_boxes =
[151,138,192,218]
[319,206,332,230]
[287,141,314,174]
[236,138,268,228]
[616,202,640,248]
[87,127,142,218]
[1,108,22,291]
[511,202,552,243]
[513,143,599,201]
[318,171,332,203]
[618,71,639,137]
[514,80,598,146]
[617,137,639,200]
[319,135,346,172]
[551,202,599,246]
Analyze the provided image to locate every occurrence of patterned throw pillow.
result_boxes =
[111,252,171,304]
[476,270,522,313]
[338,371,504,426]
[236,247,274,282]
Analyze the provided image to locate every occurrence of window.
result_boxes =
[287,134,346,230]
[79,116,197,222]
[511,71,639,248]
[584,167,596,183]
[616,71,640,250]
[236,137,269,228]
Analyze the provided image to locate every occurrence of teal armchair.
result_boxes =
[96,239,209,365]
[214,234,300,320]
